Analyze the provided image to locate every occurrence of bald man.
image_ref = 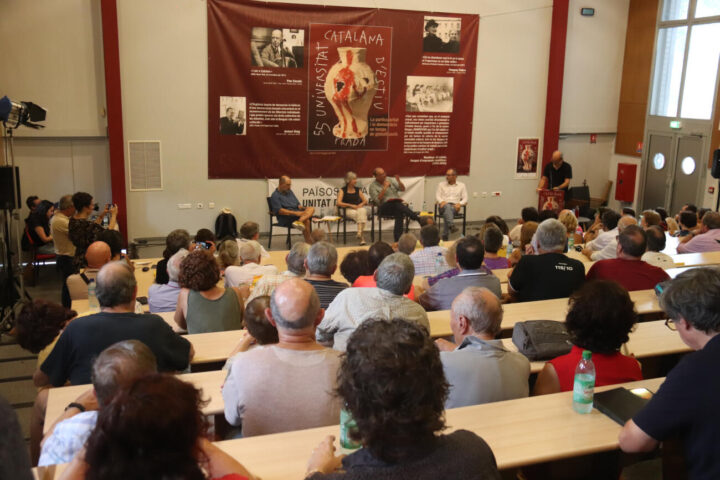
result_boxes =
[34,261,192,388]
[435,287,530,408]
[269,175,314,243]
[223,278,341,436]
[537,150,572,192]
[66,241,112,301]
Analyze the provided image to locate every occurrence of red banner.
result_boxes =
[207,0,479,179]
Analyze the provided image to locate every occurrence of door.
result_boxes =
[669,135,703,214]
[642,134,674,211]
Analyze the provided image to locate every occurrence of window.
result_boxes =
[650,27,687,117]
[653,153,666,170]
[680,22,720,119]
[681,156,696,174]
[696,0,720,18]
[662,0,689,20]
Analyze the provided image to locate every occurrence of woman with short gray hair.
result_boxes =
[337,171,369,245]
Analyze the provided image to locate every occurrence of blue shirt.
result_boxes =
[148,280,181,313]
[38,411,98,466]
[270,188,302,226]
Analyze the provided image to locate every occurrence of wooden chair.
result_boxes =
[433,203,467,236]
[265,197,292,249]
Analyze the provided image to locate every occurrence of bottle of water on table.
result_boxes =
[572,349,595,414]
[88,280,100,312]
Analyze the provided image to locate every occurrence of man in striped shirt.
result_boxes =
[304,241,348,309]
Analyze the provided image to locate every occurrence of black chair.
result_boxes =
[370,202,409,243]
[266,197,292,249]
[433,203,467,236]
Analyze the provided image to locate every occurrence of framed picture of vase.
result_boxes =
[515,137,540,179]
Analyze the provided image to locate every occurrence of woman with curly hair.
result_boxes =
[533,280,643,395]
[174,250,244,334]
[15,300,77,357]
[304,319,501,479]
[59,374,256,480]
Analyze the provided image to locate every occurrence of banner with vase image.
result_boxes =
[207,0,479,179]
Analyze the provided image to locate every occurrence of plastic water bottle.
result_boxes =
[568,235,575,250]
[339,408,361,450]
[506,241,513,259]
[435,252,445,275]
[422,200,427,213]
[572,350,595,414]
[87,280,99,312]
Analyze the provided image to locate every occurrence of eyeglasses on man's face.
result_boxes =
[665,318,679,331]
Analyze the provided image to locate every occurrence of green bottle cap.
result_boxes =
[582,350,592,360]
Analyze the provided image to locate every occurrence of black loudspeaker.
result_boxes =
[0,166,21,210]
[712,149,720,179]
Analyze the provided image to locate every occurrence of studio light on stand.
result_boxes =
[0,96,47,335]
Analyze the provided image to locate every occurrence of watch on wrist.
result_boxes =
[65,402,86,412]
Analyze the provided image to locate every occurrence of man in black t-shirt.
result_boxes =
[619,268,720,479]
[34,261,192,387]
[508,219,585,302]
[537,150,572,192]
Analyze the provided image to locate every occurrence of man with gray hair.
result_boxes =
[148,248,188,312]
[508,219,585,302]
[247,242,310,302]
[397,232,417,255]
[223,278,340,436]
[317,253,429,351]
[304,241,348,309]
[224,239,278,287]
[619,267,720,477]
[435,287,530,408]
[38,340,158,466]
[34,261,192,387]
[51,194,76,307]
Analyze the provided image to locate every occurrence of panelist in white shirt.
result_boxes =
[436,168,468,241]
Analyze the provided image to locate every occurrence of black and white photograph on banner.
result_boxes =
[219,96,246,135]
[422,16,461,53]
[406,76,454,113]
[250,27,304,68]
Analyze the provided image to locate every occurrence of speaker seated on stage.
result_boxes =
[368,167,420,242]
[269,175,314,244]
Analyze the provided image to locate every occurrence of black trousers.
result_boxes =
[378,201,418,241]
[56,255,75,308]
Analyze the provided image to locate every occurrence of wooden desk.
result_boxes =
[43,370,225,434]
[670,251,720,267]
[212,377,665,478]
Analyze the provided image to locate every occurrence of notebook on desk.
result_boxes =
[593,387,653,426]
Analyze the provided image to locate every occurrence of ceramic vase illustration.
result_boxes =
[324,47,377,139]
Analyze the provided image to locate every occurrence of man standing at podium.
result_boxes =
[537,150,572,192]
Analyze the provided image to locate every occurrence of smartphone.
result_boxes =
[199,241,211,250]
[629,387,653,400]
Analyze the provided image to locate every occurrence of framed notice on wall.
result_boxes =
[207,0,479,179]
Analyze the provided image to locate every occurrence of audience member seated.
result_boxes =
[247,242,309,302]
[583,209,621,254]
[435,168,468,241]
[96,229,125,262]
[318,253,429,351]
[35,261,192,388]
[481,225,509,270]
[641,225,674,268]
[337,171,369,245]
[508,219,585,302]
[397,232,417,255]
[640,209,661,230]
[586,226,670,291]
[223,279,341,437]
[419,236,501,311]
[676,210,698,242]
[305,319,501,479]
[311,229,328,243]
[51,194,77,308]
[38,340,158,466]
[410,224,448,275]
[148,248,188,313]
[61,373,256,480]
[582,215,637,261]
[698,207,711,223]
[353,241,417,300]
[68,192,118,267]
[270,175,314,244]
[238,221,270,258]
[435,287,530,408]
[655,207,669,230]
[622,207,636,218]
[66,241,112,302]
[558,209,583,246]
[194,228,217,254]
[224,240,278,287]
[23,200,55,255]
[155,229,191,285]
[619,268,720,479]
[0,396,32,480]
[509,220,539,266]
[304,241,348,309]
[339,250,372,285]
[223,296,278,371]
[175,250,244,334]
[538,209,558,222]
[676,212,720,253]
[533,280,642,394]
[509,207,540,246]
[485,215,510,248]
[665,216,679,235]
[426,241,461,286]
[216,238,241,274]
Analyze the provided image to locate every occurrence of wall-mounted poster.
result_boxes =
[207,0,479,179]
[515,137,539,179]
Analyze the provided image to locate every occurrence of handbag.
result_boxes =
[512,320,572,361]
